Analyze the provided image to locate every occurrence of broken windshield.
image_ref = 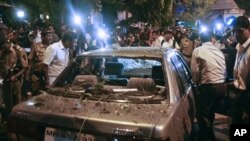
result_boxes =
[50,56,168,104]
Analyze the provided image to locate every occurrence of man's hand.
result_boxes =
[44,81,50,90]
[10,76,16,82]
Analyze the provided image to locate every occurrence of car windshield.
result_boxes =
[49,56,169,104]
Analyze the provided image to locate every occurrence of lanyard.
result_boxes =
[236,44,250,69]
[235,43,250,89]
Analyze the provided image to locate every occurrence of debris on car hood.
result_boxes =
[12,92,171,125]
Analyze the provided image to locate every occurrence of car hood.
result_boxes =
[11,93,173,138]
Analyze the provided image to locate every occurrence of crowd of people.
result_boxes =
[0,15,250,141]
[190,16,250,141]
[0,22,78,120]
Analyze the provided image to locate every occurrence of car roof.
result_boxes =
[77,47,172,59]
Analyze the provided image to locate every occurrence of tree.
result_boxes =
[175,0,216,22]
[0,0,65,27]
[235,0,250,15]
[101,0,174,26]
[0,0,175,28]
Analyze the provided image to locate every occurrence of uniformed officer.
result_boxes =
[2,35,28,113]
[28,30,52,96]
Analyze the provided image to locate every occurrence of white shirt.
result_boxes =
[34,31,42,44]
[43,40,69,83]
[152,36,164,47]
[191,42,226,84]
[162,38,180,50]
[233,37,250,90]
[214,41,225,50]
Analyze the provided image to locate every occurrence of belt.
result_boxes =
[200,83,225,86]
[33,71,44,76]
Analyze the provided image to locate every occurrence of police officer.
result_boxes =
[28,29,52,96]
[2,30,28,113]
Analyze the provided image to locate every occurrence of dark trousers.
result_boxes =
[232,89,250,124]
[31,72,45,96]
[196,83,226,141]
[3,79,22,114]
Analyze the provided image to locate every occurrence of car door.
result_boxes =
[167,50,196,140]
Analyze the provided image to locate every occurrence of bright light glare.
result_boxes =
[27,101,35,106]
[216,23,223,30]
[74,15,81,25]
[200,25,208,33]
[227,18,234,25]
[17,10,25,18]
[98,29,107,39]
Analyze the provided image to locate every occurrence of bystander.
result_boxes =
[191,30,226,141]
[231,16,250,124]
[42,31,77,88]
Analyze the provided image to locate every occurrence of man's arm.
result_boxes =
[42,63,50,89]
[11,67,28,81]
[190,49,200,84]
[27,45,36,81]
[42,45,56,89]
[11,48,28,81]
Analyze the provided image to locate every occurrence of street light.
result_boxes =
[200,25,208,33]
[215,23,223,31]
[73,15,81,25]
[17,10,25,18]
[46,15,50,20]
[97,28,107,39]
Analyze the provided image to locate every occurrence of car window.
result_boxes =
[51,56,168,104]
[118,58,161,77]
[170,53,190,97]
[176,52,192,81]
[176,53,192,89]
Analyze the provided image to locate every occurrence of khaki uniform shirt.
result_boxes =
[5,44,28,72]
[28,43,47,72]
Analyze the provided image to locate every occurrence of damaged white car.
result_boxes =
[8,47,196,141]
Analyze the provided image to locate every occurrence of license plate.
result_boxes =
[44,127,106,141]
